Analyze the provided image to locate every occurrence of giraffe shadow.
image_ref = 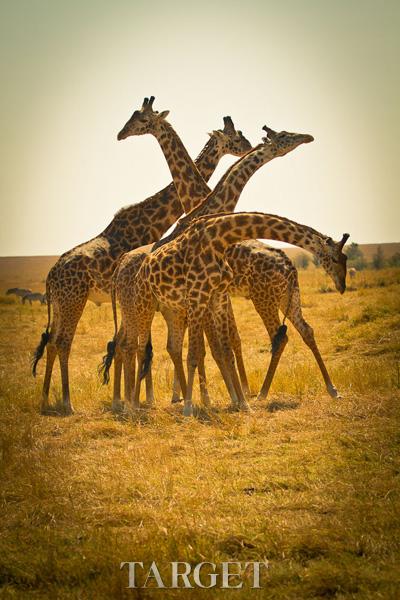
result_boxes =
[266,399,300,413]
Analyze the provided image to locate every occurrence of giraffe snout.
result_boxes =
[117,128,129,140]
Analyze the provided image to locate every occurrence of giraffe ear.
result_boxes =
[338,233,350,249]
[209,130,225,140]
[158,110,169,119]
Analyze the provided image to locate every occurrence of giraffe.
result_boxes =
[31,96,251,415]
[102,126,315,410]
[108,211,348,417]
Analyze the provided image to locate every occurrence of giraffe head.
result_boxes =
[315,233,350,294]
[117,96,169,140]
[209,116,252,157]
[262,125,314,156]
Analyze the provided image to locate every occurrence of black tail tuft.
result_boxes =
[31,329,51,377]
[98,339,116,385]
[139,338,153,381]
[271,325,287,355]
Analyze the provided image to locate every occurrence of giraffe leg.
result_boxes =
[144,368,155,407]
[133,309,156,410]
[287,295,340,399]
[171,369,182,404]
[226,298,251,398]
[203,311,241,406]
[211,295,250,412]
[197,331,211,407]
[112,344,124,413]
[122,350,136,407]
[41,340,57,414]
[162,306,187,402]
[120,332,137,409]
[184,309,208,417]
[252,301,287,402]
[52,293,88,415]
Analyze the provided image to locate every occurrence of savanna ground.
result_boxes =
[0,262,399,598]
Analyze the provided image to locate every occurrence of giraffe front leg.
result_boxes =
[203,308,243,409]
[162,306,187,403]
[184,314,205,417]
[227,301,252,398]
[211,295,250,412]
[197,332,211,408]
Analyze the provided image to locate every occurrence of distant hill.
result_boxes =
[1,243,399,292]
[0,256,58,292]
[283,242,400,262]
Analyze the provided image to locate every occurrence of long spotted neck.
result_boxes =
[193,136,227,183]
[195,212,327,256]
[102,137,235,246]
[187,142,274,219]
[154,121,211,213]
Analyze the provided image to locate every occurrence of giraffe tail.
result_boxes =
[31,279,52,376]
[271,269,296,356]
[98,339,116,385]
[271,325,288,355]
[139,336,153,381]
[99,273,119,385]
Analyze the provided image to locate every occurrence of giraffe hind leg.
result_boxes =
[250,299,288,402]
[286,288,341,399]
[41,341,57,414]
[54,293,88,415]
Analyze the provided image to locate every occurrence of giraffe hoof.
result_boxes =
[40,406,58,416]
[327,385,342,399]
[111,401,125,414]
[63,404,75,416]
[183,404,193,417]
[239,402,253,413]
[143,402,156,410]
[171,396,184,404]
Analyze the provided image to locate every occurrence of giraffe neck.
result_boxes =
[187,143,274,219]
[193,212,327,256]
[102,137,227,245]
[153,121,211,213]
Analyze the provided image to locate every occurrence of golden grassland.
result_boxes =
[0,266,399,598]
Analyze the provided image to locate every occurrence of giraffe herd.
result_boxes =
[32,96,349,416]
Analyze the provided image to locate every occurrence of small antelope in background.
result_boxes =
[6,288,32,302]
[23,292,47,305]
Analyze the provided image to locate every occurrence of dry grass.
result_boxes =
[0,267,399,598]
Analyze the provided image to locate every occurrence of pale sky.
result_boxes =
[1,0,399,256]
